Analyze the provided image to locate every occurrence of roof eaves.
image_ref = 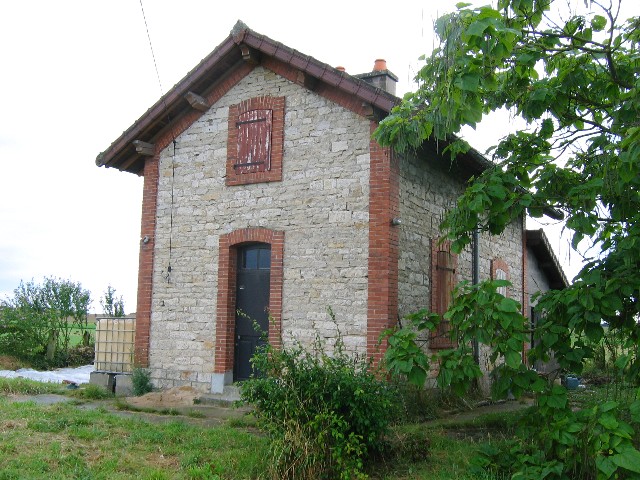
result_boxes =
[239,27,398,112]
[97,21,401,173]
[526,228,569,289]
[448,135,563,221]
[97,34,238,173]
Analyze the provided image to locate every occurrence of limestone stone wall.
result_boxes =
[398,148,524,380]
[527,249,550,308]
[147,66,371,390]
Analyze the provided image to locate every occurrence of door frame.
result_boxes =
[215,228,284,382]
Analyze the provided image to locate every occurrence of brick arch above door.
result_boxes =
[214,228,284,375]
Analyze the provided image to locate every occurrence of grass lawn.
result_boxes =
[69,322,96,348]
[0,378,515,480]
[0,398,268,479]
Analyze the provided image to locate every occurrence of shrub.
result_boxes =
[0,278,91,367]
[473,384,640,479]
[0,305,47,361]
[66,345,95,367]
[240,322,398,479]
[131,368,153,396]
[72,383,113,400]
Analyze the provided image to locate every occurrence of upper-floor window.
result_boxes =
[227,96,284,186]
[495,268,508,296]
[236,109,272,173]
[492,258,510,297]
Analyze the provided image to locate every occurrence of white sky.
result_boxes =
[2,0,626,311]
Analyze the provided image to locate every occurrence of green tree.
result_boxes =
[100,285,125,318]
[41,277,92,355]
[0,278,91,364]
[375,0,639,477]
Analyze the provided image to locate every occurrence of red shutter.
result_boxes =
[236,109,272,174]
[431,246,457,349]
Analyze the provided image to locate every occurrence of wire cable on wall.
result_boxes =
[139,0,176,283]
[166,140,176,283]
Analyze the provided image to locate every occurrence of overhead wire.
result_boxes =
[138,0,176,284]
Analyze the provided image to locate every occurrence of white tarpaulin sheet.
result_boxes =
[0,364,93,384]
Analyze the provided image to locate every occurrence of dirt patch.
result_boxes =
[0,356,26,370]
[124,385,200,408]
[444,426,514,442]
[0,419,27,433]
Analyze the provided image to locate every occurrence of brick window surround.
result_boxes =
[226,96,285,186]
[430,238,458,349]
[215,228,284,374]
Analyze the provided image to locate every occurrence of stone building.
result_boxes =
[97,21,565,393]
[525,229,568,373]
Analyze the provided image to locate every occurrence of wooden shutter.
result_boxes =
[431,245,457,349]
[236,109,272,174]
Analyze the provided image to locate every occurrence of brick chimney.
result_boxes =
[354,59,398,96]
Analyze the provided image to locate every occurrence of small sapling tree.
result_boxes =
[100,285,125,318]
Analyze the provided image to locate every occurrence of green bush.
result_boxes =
[0,278,91,367]
[0,305,47,361]
[65,345,95,367]
[132,368,153,396]
[72,383,113,400]
[240,323,398,480]
[473,385,640,479]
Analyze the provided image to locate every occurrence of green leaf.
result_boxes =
[497,297,519,313]
[407,366,427,387]
[630,399,640,423]
[505,350,521,369]
[599,413,619,430]
[456,73,481,92]
[611,448,640,473]
[600,401,619,413]
[615,355,630,371]
[597,456,618,477]
[591,14,607,31]
[466,18,493,37]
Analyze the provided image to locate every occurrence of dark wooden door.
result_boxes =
[234,244,271,381]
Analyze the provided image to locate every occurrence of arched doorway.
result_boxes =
[234,243,271,381]
[214,228,284,392]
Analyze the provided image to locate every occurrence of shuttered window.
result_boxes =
[226,96,284,186]
[235,109,272,174]
[430,240,457,349]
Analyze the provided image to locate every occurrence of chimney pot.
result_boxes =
[354,59,398,96]
[336,66,346,72]
[373,59,387,71]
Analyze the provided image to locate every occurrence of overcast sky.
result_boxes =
[2,0,620,311]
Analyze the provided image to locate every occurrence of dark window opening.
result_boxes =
[240,245,271,270]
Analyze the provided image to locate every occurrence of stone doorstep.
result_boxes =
[198,385,242,407]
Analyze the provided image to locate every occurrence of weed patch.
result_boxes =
[114,399,180,416]
[241,317,397,480]
[132,368,153,396]
[70,383,113,400]
[0,377,66,396]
